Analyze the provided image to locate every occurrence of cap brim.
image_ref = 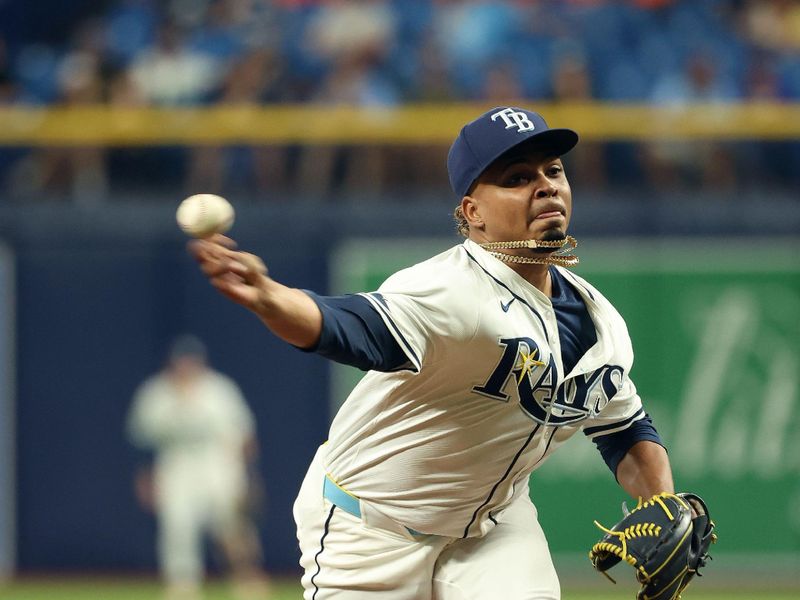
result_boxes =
[499,128,579,162]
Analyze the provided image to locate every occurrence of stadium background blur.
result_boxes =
[0,0,798,598]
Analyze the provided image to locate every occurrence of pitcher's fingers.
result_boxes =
[188,235,236,258]
[208,233,238,249]
[187,239,207,261]
[200,258,236,278]
[210,271,242,291]
[190,238,240,266]
[228,252,268,281]
[188,238,225,263]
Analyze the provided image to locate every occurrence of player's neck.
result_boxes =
[508,263,552,295]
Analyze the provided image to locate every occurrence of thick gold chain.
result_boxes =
[480,236,579,267]
[484,252,579,267]
[479,236,576,250]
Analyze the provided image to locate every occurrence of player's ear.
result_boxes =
[461,196,484,231]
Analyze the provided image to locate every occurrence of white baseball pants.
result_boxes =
[293,445,560,599]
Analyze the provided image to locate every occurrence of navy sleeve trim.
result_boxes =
[583,407,645,438]
[300,291,411,372]
[590,413,665,479]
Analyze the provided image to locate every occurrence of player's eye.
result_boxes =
[504,171,532,187]
[547,164,564,178]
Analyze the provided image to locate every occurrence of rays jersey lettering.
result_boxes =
[473,337,624,425]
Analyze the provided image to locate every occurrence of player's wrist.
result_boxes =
[251,275,279,314]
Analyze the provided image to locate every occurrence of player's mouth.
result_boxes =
[535,211,563,220]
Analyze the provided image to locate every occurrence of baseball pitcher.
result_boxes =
[189,107,714,599]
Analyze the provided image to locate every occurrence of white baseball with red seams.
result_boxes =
[176,194,235,238]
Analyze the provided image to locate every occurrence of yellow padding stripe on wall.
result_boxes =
[0,102,799,146]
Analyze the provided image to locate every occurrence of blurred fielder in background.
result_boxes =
[188,107,690,599]
[126,334,270,600]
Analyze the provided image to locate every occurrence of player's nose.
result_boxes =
[534,179,558,198]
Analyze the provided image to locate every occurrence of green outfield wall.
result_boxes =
[330,237,800,575]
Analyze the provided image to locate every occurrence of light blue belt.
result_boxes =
[322,474,424,536]
[323,474,362,518]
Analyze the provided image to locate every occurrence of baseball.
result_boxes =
[176,193,235,238]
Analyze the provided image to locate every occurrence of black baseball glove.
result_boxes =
[589,492,717,600]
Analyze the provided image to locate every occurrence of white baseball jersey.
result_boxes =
[323,238,644,539]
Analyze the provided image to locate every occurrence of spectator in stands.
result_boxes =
[185,46,293,195]
[5,20,110,202]
[128,19,221,106]
[550,51,608,188]
[295,0,401,197]
[1,0,798,198]
[430,0,524,99]
[643,52,741,190]
[0,35,22,194]
[742,0,800,52]
[0,36,15,103]
[181,0,288,195]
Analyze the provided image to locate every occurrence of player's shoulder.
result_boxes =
[135,373,167,396]
[130,373,172,410]
[205,369,244,393]
[378,243,476,293]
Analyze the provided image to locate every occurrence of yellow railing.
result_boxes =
[0,102,798,145]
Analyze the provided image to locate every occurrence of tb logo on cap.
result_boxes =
[491,108,535,133]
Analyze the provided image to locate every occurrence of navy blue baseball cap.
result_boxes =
[447,107,579,198]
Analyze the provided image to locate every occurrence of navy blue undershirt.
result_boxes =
[549,267,597,376]
[303,273,664,477]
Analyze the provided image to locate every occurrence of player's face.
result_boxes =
[463,146,572,244]
[169,355,206,382]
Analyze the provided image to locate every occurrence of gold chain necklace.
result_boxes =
[479,236,579,267]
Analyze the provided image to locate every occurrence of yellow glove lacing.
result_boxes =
[589,492,688,584]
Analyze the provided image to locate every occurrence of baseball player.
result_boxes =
[126,335,269,600]
[189,106,676,599]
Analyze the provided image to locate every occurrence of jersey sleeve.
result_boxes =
[581,373,666,476]
[301,291,411,372]
[582,372,645,440]
[298,253,475,373]
[358,291,423,372]
[359,264,480,373]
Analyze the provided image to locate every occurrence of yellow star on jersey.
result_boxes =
[516,348,546,384]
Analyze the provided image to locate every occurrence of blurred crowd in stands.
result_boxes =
[0,0,799,202]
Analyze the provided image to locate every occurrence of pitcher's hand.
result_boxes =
[189,234,269,311]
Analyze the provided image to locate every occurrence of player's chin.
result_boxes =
[537,227,567,243]
[527,227,568,253]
